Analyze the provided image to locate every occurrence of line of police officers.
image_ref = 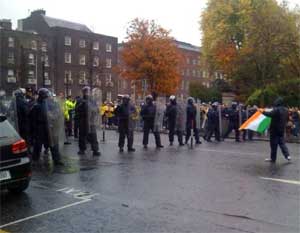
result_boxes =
[1,86,291,166]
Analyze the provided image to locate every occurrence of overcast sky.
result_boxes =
[0,0,298,46]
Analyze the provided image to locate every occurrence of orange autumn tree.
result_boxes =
[119,18,182,96]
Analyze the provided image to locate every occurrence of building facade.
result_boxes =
[0,19,53,95]
[117,40,214,101]
[0,9,118,101]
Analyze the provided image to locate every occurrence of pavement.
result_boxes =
[0,130,299,233]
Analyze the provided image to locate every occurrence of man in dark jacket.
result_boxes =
[165,95,184,146]
[140,95,163,149]
[205,102,220,142]
[115,95,136,152]
[262,97,291,162]
[185,97,201,144]
[223,102,240,142]
[30,88,64,166]
[77,86,100,156]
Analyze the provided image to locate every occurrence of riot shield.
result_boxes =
[129,103,138,131]
[218,104,223,138]
[45,96,65,148]
[195,102,201,129]
[88,88,102,134]
[176,99,186,132]
[154,97,165,132]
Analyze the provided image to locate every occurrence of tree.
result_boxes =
[201,0,300,101]
[189,81,221,103]
[118,18,182,96]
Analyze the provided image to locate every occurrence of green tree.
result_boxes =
[189,81,221,103]
[201,0,300,100]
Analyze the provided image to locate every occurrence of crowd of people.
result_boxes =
[0,86,298,166]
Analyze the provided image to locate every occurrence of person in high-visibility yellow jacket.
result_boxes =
[64,96,76,137]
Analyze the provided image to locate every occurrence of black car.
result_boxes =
[0,115,31,193]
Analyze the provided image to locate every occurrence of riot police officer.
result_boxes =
[77,86,101,156]
[185,97,201,144]
[140,95,164,149]
[223,102,240,142]
[115,95,136,152]
[205,102,220,142]
[13,89,30,142]
[30,88,64,166]
[166,95,184,146]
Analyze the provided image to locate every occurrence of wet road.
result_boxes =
[1,131,299,233]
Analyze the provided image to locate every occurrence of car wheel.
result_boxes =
[8,180,30,194]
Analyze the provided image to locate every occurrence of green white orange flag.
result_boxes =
[239,111,271,133]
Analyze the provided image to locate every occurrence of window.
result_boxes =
[28,53,35,65]
[186,58,190,64]
[93,56,99,67]
[65,53,71,63]
[186,81,190,90]
[27,71,36,84]
[43,55,49,66]
[202,71,206,78]
[8,52,14,64]
[79,71,87,85]
[64,70,72,84]
[181,80,185,90]
[106,92,112,102]
[192,70,196,77]
[106,73,112,83]
[93,41,99,50]
[7,70,16,83]
[106,43,112,52]
[106,58,111,68]
[79,39,86,48]
[41,42,47,52]
[181,70,185,76]
[93,74,101,86]
[44,72,49,80]
[192,59,197,65]
[31,40,37,50]
[65,36,71,46]
[186,69,190,76]
[8,37,14,48]
[79,54,86,65]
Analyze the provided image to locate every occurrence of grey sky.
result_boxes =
[0,0,298,46]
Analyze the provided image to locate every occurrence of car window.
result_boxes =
[0,120,20,145]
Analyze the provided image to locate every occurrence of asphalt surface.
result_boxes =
[0,130,299,233]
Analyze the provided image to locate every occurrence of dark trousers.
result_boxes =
[79,128,99,152]
[186,126,200,143]
[270,134,290,161]
[118,129,134,149]
[206,125,220,141]
[33,138,61,162]
[169,127,183,144]
[65,119,73,136]
[223,123,240,141]
[143,125,162,146]
[74,120,79,138]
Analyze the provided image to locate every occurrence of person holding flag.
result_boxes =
[239,97,291,163]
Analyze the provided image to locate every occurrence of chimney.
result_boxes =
[31,9,46,17]
[0,19,12,30]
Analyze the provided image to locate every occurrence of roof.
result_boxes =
[43,15,92,33]
[174,40,201,52]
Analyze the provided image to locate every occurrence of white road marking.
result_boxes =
[0,199,90,229]
[260,177,300,185]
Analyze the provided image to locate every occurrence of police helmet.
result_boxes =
[38,88,50,99]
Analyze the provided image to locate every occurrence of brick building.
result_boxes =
[117,40,214,101]
[1,9,118,101]
[0,19,53,95]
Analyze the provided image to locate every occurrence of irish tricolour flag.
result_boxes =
[239,111,271,133]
